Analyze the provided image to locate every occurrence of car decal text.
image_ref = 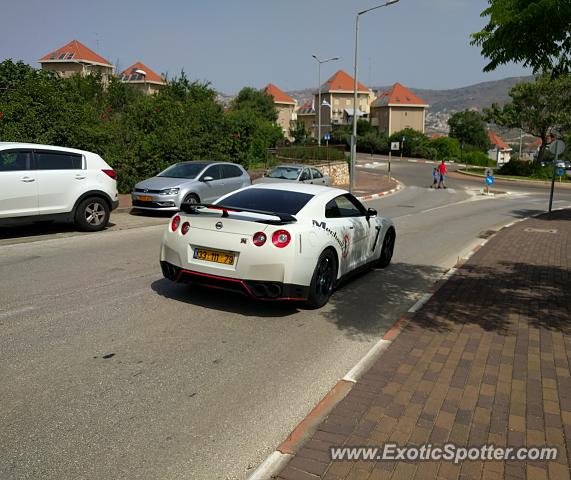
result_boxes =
[312,220,350,258]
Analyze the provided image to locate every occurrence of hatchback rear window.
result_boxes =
[218,188,313,215]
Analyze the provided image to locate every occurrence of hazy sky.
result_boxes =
[1,0,532,94]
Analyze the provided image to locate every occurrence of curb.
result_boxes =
[455,169,571,187]
[357,179,403,202]
[247,205,571,480]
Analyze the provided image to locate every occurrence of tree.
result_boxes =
[484,73,571,161]
[389,128,430,157]
[290,121,309,144]
[471,0,571,75]
[448,111,490,152]
[430,136,461,161]
[230,87,277,123]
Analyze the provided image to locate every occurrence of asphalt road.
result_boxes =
[2,161,571,480]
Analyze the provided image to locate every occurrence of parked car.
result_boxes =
[132,161,250,211]
[254,164,331,186]
[0,142,118,231]
[160,183,395,308]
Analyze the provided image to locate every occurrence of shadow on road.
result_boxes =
[150,278,300,318]
[322,262,446,340]
[0,220,116,241]
[128,209,173,218]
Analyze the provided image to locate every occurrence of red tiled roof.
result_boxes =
[39,39,113,67]
[488,130,510,150]
[321,70,369,93]
[120,62,166,84]
[263,83,296,104]
[372,83,428,107]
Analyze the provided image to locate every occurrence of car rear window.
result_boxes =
[158,162,209,179]
[218,188,313,215]
[267,166,301,180]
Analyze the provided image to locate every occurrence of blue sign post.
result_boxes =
[556,167,565,177]
[485,175,494,195]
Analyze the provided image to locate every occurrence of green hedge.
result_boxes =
[498,161,553,179]
[463,151,496,167]
[276,145,346,162]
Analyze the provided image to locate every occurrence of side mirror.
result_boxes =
[366,207,377,220]
[202,176,214,182]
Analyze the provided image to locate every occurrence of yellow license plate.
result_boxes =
[137,195,153,202]
[193,248,235,265]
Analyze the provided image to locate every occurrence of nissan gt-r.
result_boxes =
[160,184,395,308]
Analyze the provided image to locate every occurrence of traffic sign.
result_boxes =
[485,175,494,185]
[324,132,331,141]
[391,142,400,151]
[556,167,565,177]
[550,140,566,155]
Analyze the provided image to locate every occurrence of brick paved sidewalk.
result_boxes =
[277,209,571,480]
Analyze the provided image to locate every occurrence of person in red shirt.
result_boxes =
[437,160,448,189]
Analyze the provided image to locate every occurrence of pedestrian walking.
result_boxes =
[437,160,447,189]
[431,167,438,188]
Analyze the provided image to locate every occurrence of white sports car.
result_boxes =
[160,184,395,308]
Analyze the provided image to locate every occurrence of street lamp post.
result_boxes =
[312,55,339,146]
[135,68,147,94]
[350,0,399,194]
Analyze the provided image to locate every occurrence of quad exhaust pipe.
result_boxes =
[250,282,282,299]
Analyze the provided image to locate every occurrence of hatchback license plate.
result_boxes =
[137,195,153,202]
[193,248,235,265]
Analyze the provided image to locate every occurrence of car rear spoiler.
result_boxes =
[179,203,297,224]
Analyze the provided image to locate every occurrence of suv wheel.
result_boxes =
[75,197,110,232]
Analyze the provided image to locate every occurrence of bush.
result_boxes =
[389,128,430,158]
[463,151,496,167]
[0,60,285,193]
[358,131,389,155]
[430,137,461,161]
[498,161,553,179]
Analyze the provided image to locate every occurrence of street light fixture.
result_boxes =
[312,55,339,146]
[135,69,148,93]
[350,0,400,193]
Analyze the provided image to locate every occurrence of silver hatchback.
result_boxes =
[132,161,250,211]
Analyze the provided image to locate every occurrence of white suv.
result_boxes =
[0,143,119,231]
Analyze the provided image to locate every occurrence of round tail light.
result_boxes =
[272,229,291,248]
[253,231,267,246]
[181,221,190,235]
[171,215,181,232]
